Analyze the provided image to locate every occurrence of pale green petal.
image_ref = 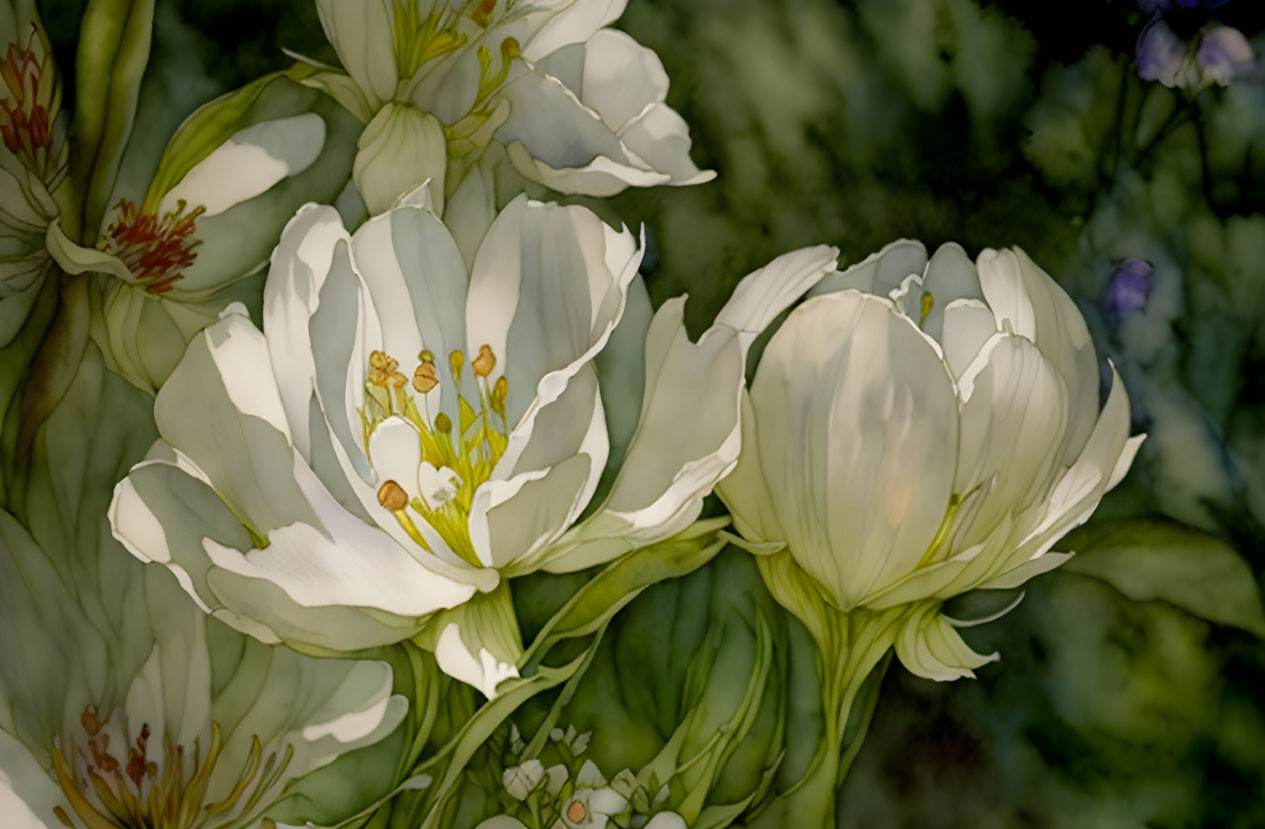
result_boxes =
[466,196,641,423]
[715,392,784,545]
[748,291,958,608]
[893,603,998,682]
[977,247,1099,469]
[807,239,927,299]
[424,583,521,698]
[0,512,108,759]
[0,728,65,828]
[153,309,319,536]
[353,103,447,216]
[314,0,398,110]
[546,247,835,573]
[951,333,1069,553]
[261,203,350,458]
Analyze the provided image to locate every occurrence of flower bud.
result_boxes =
[353,102,448,216]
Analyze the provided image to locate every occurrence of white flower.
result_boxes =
[0,1,65,343]
[556,761,629,829]
[718,240,1144,680]
[44,72,362,392]
[108,192,837,697]
[305,0,713,216]
[0,515,405,829]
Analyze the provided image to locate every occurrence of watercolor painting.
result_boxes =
[1,0,1263,826]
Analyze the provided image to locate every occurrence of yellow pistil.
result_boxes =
[359,345,511,567]
[51,705,289,829]
[566,800,587,822]
[919,291,934,327]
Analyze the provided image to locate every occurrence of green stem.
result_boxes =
[747,607,901,828]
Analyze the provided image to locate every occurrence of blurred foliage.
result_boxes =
[31,0,1265,823]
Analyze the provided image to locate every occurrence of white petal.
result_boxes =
[0,730,64,828]
[952,333,1069,553]
[894,604,998,682]
[154,313,320,537]
[466,196,640,422]
[807,239,928,299]
[159,114,326,218]
[368,416,423,501]
[977,247,1099,467]
[918,242,985,342]
[263,203,350,458]
[517,0,629,61]
[435,622,520,700]
[749,292,959,608]
[315,0,398,108]
[351,204,473,426]
[713,244,840,347]
[939,298,997,379]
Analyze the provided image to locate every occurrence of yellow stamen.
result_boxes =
[472,344,496,377]
[919,291,934,327]
[566,800,587,822]
[378,480,410,511]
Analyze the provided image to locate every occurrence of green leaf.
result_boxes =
[521,518,730,665]
[1061,518,1265,637]
[68,0,155,243]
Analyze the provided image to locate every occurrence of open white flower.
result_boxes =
[0,0,65,342]
[44,69,363,392]
[719,240,1145,681]
[304,0,713,218]
[109,192,837,698]
[0,514,405,829]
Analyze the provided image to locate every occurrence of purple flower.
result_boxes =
[1137,18,1188,86]
[1139,0,1232,9]
[1197,26,1256,85]
[1103,258,1153,318]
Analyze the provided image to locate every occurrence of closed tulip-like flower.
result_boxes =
[717,240,1143,825]
[722,240,1143,674]
[109,191,837,697]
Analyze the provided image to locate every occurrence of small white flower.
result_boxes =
[557,761,629,829]
[503,759,546,800]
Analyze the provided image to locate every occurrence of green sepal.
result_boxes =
[521,517,730,666]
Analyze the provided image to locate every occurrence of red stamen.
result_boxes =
[99,199,207,293]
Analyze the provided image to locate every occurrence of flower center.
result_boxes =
[363,345,510,567]
[50,706,290,829]
[566,799,587,822]
[0,24,60,180]
[391,0,499,78]
[98,199,207,294]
